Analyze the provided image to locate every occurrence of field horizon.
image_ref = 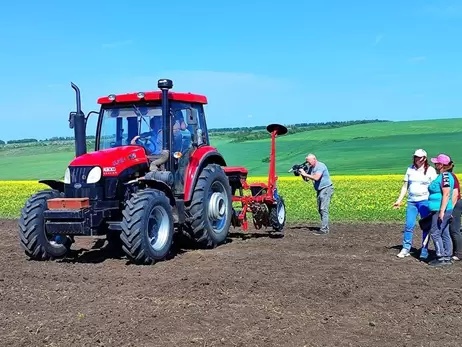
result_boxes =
[0,117,461,181]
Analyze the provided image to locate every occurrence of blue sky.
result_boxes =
[0,0,461,140]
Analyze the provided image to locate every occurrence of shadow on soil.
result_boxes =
[389,244,436,263]
[58,239,189,265]
[228,231,284,240]
[286,225,320,232]
[55,230,284,265]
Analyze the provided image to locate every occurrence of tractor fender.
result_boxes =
[39,180,65,192]
[184,146,227,203]
[138,179,176,206]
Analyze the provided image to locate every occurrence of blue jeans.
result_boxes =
[430,210,453,260]
[402,200,431,251]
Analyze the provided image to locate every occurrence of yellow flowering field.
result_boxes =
[0,175,457,222]
[247,175,406,222]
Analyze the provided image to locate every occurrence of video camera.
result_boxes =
[288,162,309,176]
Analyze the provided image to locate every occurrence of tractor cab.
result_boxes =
[96,102,207,156]
[88,85,210,195]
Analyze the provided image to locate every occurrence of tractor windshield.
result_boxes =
[98,105,163,154]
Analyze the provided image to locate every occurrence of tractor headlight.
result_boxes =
[64,168,70,184]
[86,167,102,184]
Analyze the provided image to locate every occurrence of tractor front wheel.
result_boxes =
[185,164,232,248]
[120,188,174,265]
[18,189,73,261]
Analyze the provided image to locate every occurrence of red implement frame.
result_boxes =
[224,123,288,231]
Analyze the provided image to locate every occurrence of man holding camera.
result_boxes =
[298,153,334,235]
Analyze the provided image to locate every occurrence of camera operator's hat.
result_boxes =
[413,149,427,157]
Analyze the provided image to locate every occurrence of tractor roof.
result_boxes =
[97,91,207,105]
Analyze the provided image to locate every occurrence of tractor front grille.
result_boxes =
[70,166,94,184]
[65,166,104,200]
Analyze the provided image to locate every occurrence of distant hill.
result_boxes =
[0,119,386,145]
[0,118,460,180]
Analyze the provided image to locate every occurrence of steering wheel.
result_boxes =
[132,133,157,156]
[136,133,152,147]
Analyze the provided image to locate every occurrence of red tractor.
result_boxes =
[18,79,287,265]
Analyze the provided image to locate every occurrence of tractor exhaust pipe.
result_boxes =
[157,79,173,169]
[69,82,87,157]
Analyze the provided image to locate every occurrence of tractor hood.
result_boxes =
[68,146,149,176]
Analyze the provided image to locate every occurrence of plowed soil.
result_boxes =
[1,218,462,347]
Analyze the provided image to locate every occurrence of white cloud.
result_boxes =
[408,56,426,62]
[103,70,305,130]
[374,34,384,46]
[422,4,462,17]
[101,40,133,49]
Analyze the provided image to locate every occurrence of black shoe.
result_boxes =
[313,230,329,235]
[428,258,452,267]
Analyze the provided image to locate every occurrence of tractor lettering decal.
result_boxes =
[103,167,117,172]
[112,158,126,166]
[128,153,137,160]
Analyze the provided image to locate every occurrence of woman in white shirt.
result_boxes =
[393,149,438,259]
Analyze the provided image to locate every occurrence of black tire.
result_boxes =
[18,189,72,260]
[269,196,286,233]
[184,164,232,248]
[120,188,174,265]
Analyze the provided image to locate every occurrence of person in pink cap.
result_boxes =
[446,158,462,261]
[426,153,456,266]
[394,149,437,259]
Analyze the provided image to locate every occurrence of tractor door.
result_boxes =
[171,103,206,195]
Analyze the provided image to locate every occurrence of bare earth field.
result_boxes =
[1,218,462,347]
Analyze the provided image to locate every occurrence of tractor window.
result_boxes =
[192,104,208,145]
[171,108,192,154]
[170,102,208,151]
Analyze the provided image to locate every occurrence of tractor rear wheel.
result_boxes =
[269,196,286,234]
[185,164,232,248]
[18,189,73,260]
[120,188,174,265]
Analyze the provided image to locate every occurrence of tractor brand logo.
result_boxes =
[112,157,125,166]
[128,153,137,160]
[103,167,116,172]
[74,183,82,189]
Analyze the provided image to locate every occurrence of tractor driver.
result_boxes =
[172,110,189,153]
[130,113,169,171]
[130,115,163,155]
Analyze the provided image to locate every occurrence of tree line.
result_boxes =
[0,135,98,145]
[222,119,389,143]
[208,119,388,134]
[0,119,389,145]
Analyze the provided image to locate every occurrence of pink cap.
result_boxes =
[431,154,451,165]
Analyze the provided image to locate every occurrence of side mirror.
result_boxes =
[68,112,76,129]
[186,108,198,125]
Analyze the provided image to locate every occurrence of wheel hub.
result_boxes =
[208,192,226,220]
[148,206,170,252]
[277,202,285,224]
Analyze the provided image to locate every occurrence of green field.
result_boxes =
[0,118,461,180]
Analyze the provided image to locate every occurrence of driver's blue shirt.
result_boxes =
[137,130,162,155]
